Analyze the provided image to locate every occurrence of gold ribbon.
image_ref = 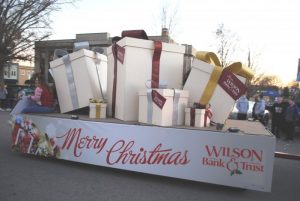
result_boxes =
[195,51,254,105]
[89,98,103,118]
[95,103,101,118]
[89,98,103,103]
[225,62,254,80]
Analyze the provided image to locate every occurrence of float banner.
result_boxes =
[11,115,275,192]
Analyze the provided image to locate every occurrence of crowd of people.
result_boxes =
[269,96,300,140]
[236,93,300,141]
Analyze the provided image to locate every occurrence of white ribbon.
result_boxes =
[172,89,180,125]
[27,134,34,154]
[94,53,105,101]
[53,49,68,60]
[63,55,79,109]
[73,41,90,51]
[146,89,153,124]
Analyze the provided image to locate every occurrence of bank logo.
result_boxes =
[202,145,264,176]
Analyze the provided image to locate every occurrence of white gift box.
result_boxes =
[185,108,211,128]
[183,59,246,125]
[50,49,107,113]
[89,103,107,119]
[138,89,189,127]
[107,37,185,121]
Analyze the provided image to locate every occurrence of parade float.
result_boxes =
[10,30,275,192]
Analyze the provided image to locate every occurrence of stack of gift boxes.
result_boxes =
[49,30,253,128]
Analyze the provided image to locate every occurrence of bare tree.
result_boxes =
[251,74,283,87]
[214,23,238,68]
[0,0,75,83]
[287,80,299,88]
[160,2,179,36]
[152,0,180,37]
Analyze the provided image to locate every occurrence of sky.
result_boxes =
[49,0,300,84]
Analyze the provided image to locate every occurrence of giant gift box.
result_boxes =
[107,37,185,121]
[139,89,189,126]
[183,52,253,125]
[50,49,107,113]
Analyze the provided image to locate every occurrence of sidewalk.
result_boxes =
[275,132,300,156]
[262,119,300,157]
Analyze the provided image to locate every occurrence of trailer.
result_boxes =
[10,113,275,192]
[10,32,275,192]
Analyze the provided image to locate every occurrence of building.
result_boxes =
[3,63,34,85]
[34,29,175,84]
[18,65,35,85]
[3,63,18,85]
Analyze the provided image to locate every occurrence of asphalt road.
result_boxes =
[1,111,300,201]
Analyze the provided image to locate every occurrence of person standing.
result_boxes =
[254,94,266,125]
[236,94,249,120]
[0,82,8,110]
[283,97,300,141]
[270,97,285,137]
[252,96,258,120]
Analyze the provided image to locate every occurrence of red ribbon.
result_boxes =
[151,90,166,109]
[218,69,247,101]
[121,30,148,40]
[152,41,162,88]
[111,43,119,117]
[204,109,213,127]
[190,108,196,127]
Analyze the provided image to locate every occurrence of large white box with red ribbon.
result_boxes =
[107,37,185,121]
[138,89,189,126]
[183,58,247,125]
[185,108,212,128]
[50,49,107,113]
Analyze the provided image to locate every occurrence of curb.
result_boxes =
[275,152,300,161]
